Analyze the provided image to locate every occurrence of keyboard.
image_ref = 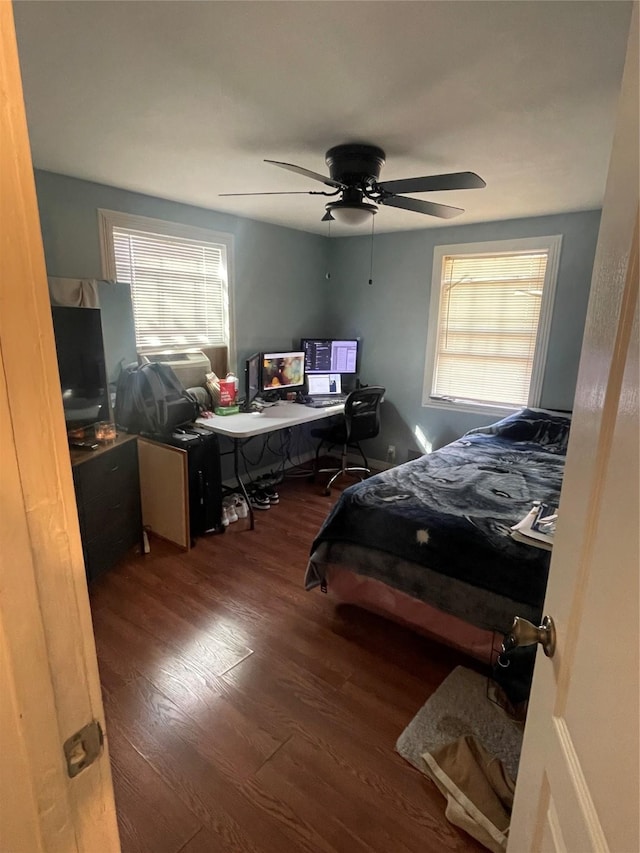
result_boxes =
[306,396,346,408]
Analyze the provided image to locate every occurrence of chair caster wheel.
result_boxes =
[323,487,331,496]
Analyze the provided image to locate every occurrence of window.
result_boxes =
[423,236,562,412]
[99,210,233,354]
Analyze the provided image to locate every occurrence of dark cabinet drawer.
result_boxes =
[72,436,142,581]
[81,489,140,543]
[74,439,138,505]
[83,517,140,582]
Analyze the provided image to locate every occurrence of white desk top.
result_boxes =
[194,401,344,439]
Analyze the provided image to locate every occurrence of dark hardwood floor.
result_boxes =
[90,472,487,853]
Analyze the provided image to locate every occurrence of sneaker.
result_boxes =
[248,490,270,510]
[223,497,238,523]
[232,493,249,519]
[260,484,280,504]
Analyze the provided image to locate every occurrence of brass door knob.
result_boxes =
[502,615,556,658]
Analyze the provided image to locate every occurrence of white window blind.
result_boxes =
[429,243,559,409]
[111,225,229,351]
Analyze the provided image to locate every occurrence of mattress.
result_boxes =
[306,408,570,636]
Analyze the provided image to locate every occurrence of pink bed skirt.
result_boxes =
[324,565,496,663]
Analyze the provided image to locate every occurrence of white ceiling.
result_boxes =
[13,1,632,235]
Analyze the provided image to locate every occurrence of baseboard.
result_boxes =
[221,450,394,491]
[323,451,395,473]
[366,456,395,472]
[344,452,394,472]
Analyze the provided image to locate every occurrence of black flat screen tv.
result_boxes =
[51,306,111,432]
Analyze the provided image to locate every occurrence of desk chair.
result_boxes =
[311,386,385,494]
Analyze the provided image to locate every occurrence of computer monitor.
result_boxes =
[307,373,342,395]
[301,338,359,375]
[244,352,261,408]
[261,351,305,391]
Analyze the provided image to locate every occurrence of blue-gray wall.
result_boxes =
[325,210,600,458]
[35,170,600,462]
[34,170,329,372]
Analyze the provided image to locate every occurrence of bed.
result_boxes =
[305,408,571,661]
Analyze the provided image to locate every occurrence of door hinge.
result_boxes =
[63,719,104,778]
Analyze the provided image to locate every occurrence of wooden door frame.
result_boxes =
[0,2,120,848]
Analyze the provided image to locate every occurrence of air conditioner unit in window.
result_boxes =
[141,349,212,389]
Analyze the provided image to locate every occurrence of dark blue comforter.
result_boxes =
[307,409,570,624]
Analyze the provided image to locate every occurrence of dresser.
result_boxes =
[71,434,143,581]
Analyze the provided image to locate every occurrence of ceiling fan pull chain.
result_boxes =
[369,215,375,286]
[325,218,332,281]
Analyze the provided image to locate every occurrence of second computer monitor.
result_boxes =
[244,352,261,408]
[302,338,359,375]
[262,351,305,391]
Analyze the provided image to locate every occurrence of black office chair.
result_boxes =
[311,386,385,494]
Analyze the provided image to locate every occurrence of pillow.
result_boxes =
[465,408,572,453]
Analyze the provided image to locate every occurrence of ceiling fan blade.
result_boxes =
[218,190,318,197]
[378,171,486,194]
[264,159,345,189]
[380,195,464,219]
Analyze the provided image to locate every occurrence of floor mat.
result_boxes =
[396,665,523,782]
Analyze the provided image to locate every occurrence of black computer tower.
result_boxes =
[153,427,223,537]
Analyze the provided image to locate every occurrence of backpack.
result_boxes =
[114,361,201,435]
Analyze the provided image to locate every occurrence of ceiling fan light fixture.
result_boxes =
[230,144,484,225]
[326,200,377,226]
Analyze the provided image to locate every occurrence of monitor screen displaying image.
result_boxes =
[307,373,342,395]
[302,338,359,374]
[262,351,305,390]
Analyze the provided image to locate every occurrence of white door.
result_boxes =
[0,4,120,850]
[508,9,639,852]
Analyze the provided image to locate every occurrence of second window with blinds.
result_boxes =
[98,209,233,355]
[423,235,562,413]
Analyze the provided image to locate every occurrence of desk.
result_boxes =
[195,401,344,528]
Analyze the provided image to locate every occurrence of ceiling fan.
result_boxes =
[220,143,486,225]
